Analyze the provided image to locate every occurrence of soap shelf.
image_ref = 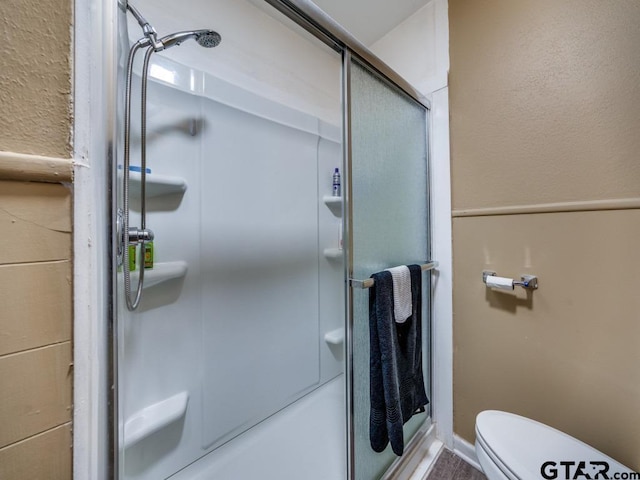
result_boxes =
[127,171,187,198]
[323,248,343,260]
[324,328,344,345]
[130,261,188,288]
[124,391,189,448]
[322,195,342,217]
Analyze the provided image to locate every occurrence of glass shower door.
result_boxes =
[347,57,431,480]
[114,2,345,479]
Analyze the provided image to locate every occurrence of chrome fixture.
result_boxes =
[349,261,438,289]
[121,2,221,310]
[125,2,162,51]
[156,30,221,50]
[483,271,539,290]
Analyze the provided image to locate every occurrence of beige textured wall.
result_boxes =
[0,0,74,478]
[0,0,73,158]
[450,0,640,469]
[0,182,73,479]
[453,212,640,467]
[450,0,640,211]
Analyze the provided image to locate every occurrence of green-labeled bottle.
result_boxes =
[144,241,154,269]
[129,245,136,271]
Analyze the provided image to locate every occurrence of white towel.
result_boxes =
[385,265,412,323]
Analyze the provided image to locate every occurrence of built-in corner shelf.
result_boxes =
[322,195,342,217]
[324,328,344,346]
[124,391,189,448]
[323,248,343,260]
[131,261,188,289]
[129,172,187,198]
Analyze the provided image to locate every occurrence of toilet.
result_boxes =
[475,410,633,480]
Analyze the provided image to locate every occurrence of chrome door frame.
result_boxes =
[262,0,430,111]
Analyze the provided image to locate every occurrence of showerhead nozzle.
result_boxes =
[157,30,222,51]
[196,31,222,48]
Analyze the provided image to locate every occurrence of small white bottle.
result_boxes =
[332,167,341,197]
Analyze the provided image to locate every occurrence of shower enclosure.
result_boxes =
[113,1,432,478]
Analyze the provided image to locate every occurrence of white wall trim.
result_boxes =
[430,84,453,451]
[453,434,481,472]
[73,0,114,478]
[453,197,640,217]
[0,151,73,183]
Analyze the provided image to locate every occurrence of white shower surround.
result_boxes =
[73,0,453,478]
[117,53,344,479]
[123,0,343,126]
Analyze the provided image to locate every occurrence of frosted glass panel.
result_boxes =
[349,60,429,479]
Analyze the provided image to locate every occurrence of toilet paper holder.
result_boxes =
[483,271,538,290]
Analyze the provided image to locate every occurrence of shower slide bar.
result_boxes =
[119,1,221,311]
[349,261,438,289]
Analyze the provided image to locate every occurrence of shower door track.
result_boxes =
[262,0,431,111]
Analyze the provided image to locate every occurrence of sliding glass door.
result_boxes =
[114,2,344,479]
[346,56,431,479]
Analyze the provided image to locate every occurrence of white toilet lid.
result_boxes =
[475,411,632,480]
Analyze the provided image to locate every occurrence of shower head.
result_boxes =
[157,30,222,51]
[196,31,223,48]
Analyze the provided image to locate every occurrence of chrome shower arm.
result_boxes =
[126,2,153,34]
[126,2,163,51]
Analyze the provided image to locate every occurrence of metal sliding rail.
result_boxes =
[261,0,431,110]
[349,261,439,289]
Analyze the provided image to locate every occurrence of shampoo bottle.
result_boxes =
[332,168,341,197]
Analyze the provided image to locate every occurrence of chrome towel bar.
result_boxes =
[349,261,438,289]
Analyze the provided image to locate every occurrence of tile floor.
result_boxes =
[424,448,487,480]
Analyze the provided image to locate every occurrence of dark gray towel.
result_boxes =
[369,264,429,456]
